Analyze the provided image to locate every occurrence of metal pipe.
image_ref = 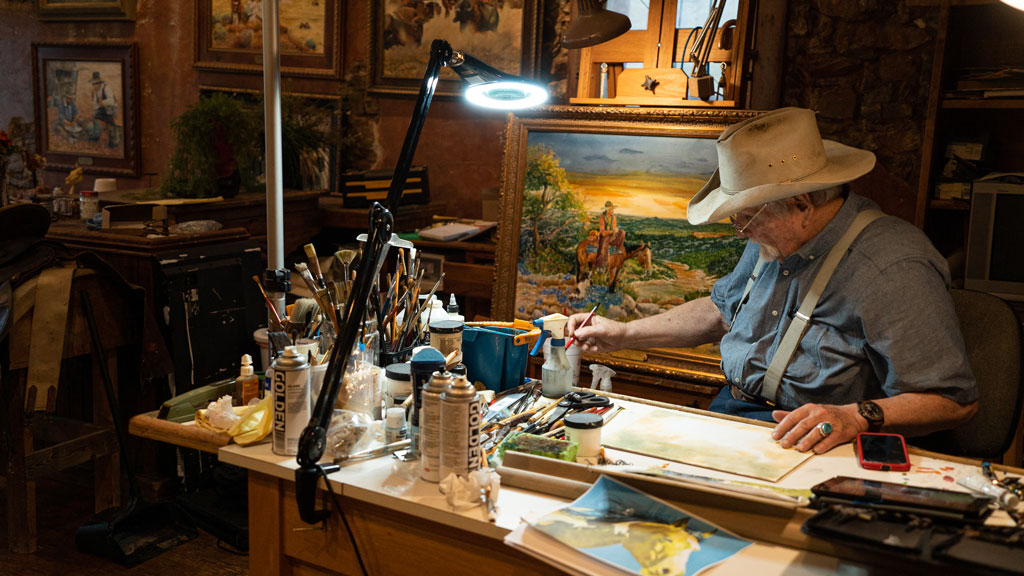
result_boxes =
[262,0,286,322]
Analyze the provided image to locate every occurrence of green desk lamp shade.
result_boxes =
[562,0,632,49]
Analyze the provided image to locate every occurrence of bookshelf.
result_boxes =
[915,0,1024,268]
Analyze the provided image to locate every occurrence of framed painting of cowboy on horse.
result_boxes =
[492,106,757,380]
[369,0,541,96]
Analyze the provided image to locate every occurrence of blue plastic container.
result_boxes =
[461,326,530,392]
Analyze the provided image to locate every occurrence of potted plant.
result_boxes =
[160,92,262,199]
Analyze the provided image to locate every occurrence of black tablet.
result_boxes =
[811,476,993,521]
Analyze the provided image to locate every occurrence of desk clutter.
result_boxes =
[154,240,1024,575]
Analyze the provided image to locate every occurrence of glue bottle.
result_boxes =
[236,354,260,405]
[531,313,572,398]
[446,293,464,323]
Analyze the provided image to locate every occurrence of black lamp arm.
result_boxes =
[294,37,453,525]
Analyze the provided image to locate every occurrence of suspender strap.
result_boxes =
[731,257,766,326]
[761,209,885,404]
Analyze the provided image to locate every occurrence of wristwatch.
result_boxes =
[858,400,885,432]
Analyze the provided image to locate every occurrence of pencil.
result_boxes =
[566,304,598,350]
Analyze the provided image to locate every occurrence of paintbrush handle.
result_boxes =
[304,243,325,287]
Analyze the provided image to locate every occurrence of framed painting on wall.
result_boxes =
[38,0,136,21]
[194,0,341,78]
[368,0,541,97]
[32,42,141,177]
[492,106,757,382]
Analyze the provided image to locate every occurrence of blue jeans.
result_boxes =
[707,386,776,423]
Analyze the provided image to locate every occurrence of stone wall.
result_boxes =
[782,0,939,186]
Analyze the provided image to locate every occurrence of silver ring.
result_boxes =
[817,422,833,438]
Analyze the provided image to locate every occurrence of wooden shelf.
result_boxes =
[942,98,1024,109]
[928,198,972,210]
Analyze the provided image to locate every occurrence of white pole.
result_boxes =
[262,0,286,322]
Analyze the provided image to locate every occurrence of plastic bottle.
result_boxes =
[422,295,449,325]
[385,406,407,444]
[531,313,572,398]
[446,293,464,323]
[236,354,260,405]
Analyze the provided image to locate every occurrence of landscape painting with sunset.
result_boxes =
[515,130,745,337]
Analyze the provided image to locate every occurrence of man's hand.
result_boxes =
[771,403,867,454]
[566,313,625,354]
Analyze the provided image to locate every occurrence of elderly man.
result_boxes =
[567,107,978,454]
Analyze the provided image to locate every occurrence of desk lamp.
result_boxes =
[295,39,548,525]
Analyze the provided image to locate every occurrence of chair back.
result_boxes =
[946,289,1023,460]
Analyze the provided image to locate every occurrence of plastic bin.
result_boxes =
[461,326,530,392]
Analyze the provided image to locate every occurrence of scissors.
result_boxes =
[528,391,610,434]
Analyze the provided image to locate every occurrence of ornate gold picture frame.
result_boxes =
[492,106,757,385]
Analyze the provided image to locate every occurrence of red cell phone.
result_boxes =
[856,432,911,472]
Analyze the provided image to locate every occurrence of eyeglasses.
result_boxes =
[729,204,768,234]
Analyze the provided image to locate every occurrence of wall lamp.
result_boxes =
[562,0,632,49]
[294,39,548,525]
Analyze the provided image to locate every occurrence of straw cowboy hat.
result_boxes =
[686,107,876,225]
[603,201,616,209]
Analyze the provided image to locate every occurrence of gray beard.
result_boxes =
[759,244,781,261]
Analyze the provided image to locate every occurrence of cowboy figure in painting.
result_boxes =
[89,71,119,148]
[596,200,625,268]
[567,107,978,454]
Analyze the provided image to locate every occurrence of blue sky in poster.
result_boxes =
[528,132,718,178]
[531,476,751,575]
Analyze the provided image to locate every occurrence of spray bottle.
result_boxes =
[531,313,571,398]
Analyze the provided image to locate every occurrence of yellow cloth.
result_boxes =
[195,395,272,445]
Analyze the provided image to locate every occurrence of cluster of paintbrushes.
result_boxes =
[252,243,360,355]
[369,247,445,355]
[479,383,623,459]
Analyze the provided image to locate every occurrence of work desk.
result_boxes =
[211,395,1013,576]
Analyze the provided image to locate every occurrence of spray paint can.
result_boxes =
[419,371,451,482]
[439,374,484,480]
[409,347,446,458]
[271,346,311,456]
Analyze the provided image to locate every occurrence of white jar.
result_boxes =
[564,412,603,458]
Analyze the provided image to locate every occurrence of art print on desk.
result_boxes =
[32,42,141,177]
[492,107,757,383]
[195,0,341,78]
[529,476,751,576]
[368,0,541,96]
[603,407,813,482]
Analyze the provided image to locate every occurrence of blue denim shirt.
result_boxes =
[710,193,977,409]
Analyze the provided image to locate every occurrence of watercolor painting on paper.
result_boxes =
[602,408,812,482]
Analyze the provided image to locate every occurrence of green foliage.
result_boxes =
[524,145,570,199]
[521,145,588,257]
[269,96,332,190]
[161,92,332,198]
[161,92,262,199]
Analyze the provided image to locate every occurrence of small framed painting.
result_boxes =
[32,42,141,177]
[194,0,341,78]
[368,0,541,97]
[38,0,136,21]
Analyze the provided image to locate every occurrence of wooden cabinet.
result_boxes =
[914,1,1024,267]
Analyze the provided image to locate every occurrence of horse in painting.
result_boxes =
[575,234,652,294]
